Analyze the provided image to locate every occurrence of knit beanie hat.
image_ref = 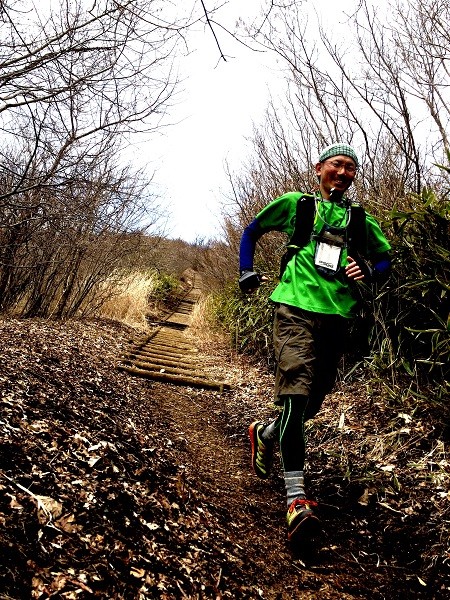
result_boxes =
[318,143,359,168]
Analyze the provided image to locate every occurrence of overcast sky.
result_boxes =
[119,1,277,242]
[129,1,354,243]
[155,38,276,242]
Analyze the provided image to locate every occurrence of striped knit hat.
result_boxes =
[318,143,359,168]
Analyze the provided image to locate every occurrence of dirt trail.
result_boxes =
[1,315,447,599]
[150,379,371,600]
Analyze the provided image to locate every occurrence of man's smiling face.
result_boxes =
[315,155,357,198]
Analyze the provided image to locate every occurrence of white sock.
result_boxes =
[284,470,305,507]
[261,420,277,441]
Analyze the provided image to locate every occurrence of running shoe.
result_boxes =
[249,421,273,479]
[286,498,321,544]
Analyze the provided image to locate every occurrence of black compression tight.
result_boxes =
[278,395,308,472]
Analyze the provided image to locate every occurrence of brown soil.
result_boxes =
[0,317,448,599]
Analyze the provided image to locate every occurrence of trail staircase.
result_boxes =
[118,278,230,391]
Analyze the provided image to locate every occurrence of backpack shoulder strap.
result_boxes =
[348,203,367,255]
[279,193,315,278]
[289,193,316,247]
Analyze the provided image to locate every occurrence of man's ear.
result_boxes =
[315,162,322,179]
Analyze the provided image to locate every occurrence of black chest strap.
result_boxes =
[279,194,367,277]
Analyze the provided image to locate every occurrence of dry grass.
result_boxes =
[100,271,157,331]
[188,295,224,345]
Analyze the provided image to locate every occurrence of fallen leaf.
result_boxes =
[7,494,23,510]
[378,464,396,472]
[55,513,80,533]
[34,495,63,524]
[358,488,370,506]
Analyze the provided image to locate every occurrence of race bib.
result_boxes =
[314,241,342,274]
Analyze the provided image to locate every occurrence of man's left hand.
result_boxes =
[345,255,366,281]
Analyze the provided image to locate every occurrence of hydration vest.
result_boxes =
[279,193,367,278]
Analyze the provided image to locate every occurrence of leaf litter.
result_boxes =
[0,317,449,599]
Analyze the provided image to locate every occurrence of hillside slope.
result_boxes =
[0,318,448,599]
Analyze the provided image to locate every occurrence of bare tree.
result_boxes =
[0,0,188,198]
[239,0,449,197]
[0,0,229,317]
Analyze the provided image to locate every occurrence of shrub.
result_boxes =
[366,173,449,405]
[207,278,277,361]
[148,271,180,303]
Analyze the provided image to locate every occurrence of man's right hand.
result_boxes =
[238,270,261,293]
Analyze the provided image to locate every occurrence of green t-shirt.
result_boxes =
[255,192,391,318]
